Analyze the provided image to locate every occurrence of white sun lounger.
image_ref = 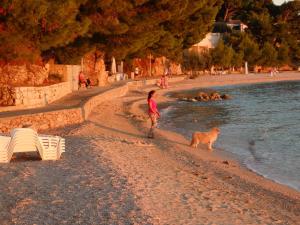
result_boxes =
[0,136,11,163]
[0,128,65,163]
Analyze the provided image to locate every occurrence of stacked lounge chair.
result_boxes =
[0,128,65,163]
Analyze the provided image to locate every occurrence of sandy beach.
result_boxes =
[1,72,300,224]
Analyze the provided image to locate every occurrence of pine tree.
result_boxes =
[211,40,234,69]
[216,0,299,67]
[259,42,278,67]
[52,0,222,64]
[0,0,89,63]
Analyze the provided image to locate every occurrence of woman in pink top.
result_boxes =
[148,90,160,138]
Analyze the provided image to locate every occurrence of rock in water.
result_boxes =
[178,91,231,103]
[179,97,188,101]
[197,92,210,101]
[221,94,231,100]
[211,92,222,101]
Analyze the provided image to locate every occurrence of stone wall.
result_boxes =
[0,66,80,108]
[49,64,81,91]
[0,108,83,133]
[14,82,72,108]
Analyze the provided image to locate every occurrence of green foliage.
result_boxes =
[216,0,300,67]
[0,0,222,64]
[211,40,234,68]
[0,0,90,62]
[277,43,290,66]
[183,49,212,71]
[182,51,201,71]
[238,34,261,66]
[259,42,278,67]
[216,0,243,21]
[213,22,232,33]
[231,51,244,67]
[52,0,222,63]
[0,0,299,68]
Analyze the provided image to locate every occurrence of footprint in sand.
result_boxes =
[120,139,154,147]
[134,141,154,147]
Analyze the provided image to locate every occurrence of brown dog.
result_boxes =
[190,127,220,151]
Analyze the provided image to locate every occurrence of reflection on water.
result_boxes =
[161,81,300,191]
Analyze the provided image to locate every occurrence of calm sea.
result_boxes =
[160,81,300,191]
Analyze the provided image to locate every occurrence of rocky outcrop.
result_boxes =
[0,85,16,106]
[0,64,49,86]
[195,92,210,102]
[180,91,231,102]
[82,51,108,86]
[132,56,182,77]
[210,92,222,101]
[221,94,231,100]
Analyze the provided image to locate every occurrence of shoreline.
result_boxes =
[162,72,300,92]
[129,72,300,196]
[158,94,300,192]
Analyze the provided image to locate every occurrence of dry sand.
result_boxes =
[1,72,300,224]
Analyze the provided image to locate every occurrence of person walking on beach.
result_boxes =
[148,90,160,138]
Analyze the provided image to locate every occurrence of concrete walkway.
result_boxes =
[0,81,127,118]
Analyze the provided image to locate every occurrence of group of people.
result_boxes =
[78,71,91,89]
[157,74,169,89]
[157,68,171,89]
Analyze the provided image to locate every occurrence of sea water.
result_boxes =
[160,81,300,191]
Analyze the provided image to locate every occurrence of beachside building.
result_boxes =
[190,33,221,52]
[190,20,247,53]
[226,20,248,32]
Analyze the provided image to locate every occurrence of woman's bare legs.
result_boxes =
[148,114,157,138]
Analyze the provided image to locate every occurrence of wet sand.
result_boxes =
[0,72,300,224]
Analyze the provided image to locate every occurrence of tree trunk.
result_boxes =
[224,8,229,21]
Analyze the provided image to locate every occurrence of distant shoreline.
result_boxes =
[168,71,300,91]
